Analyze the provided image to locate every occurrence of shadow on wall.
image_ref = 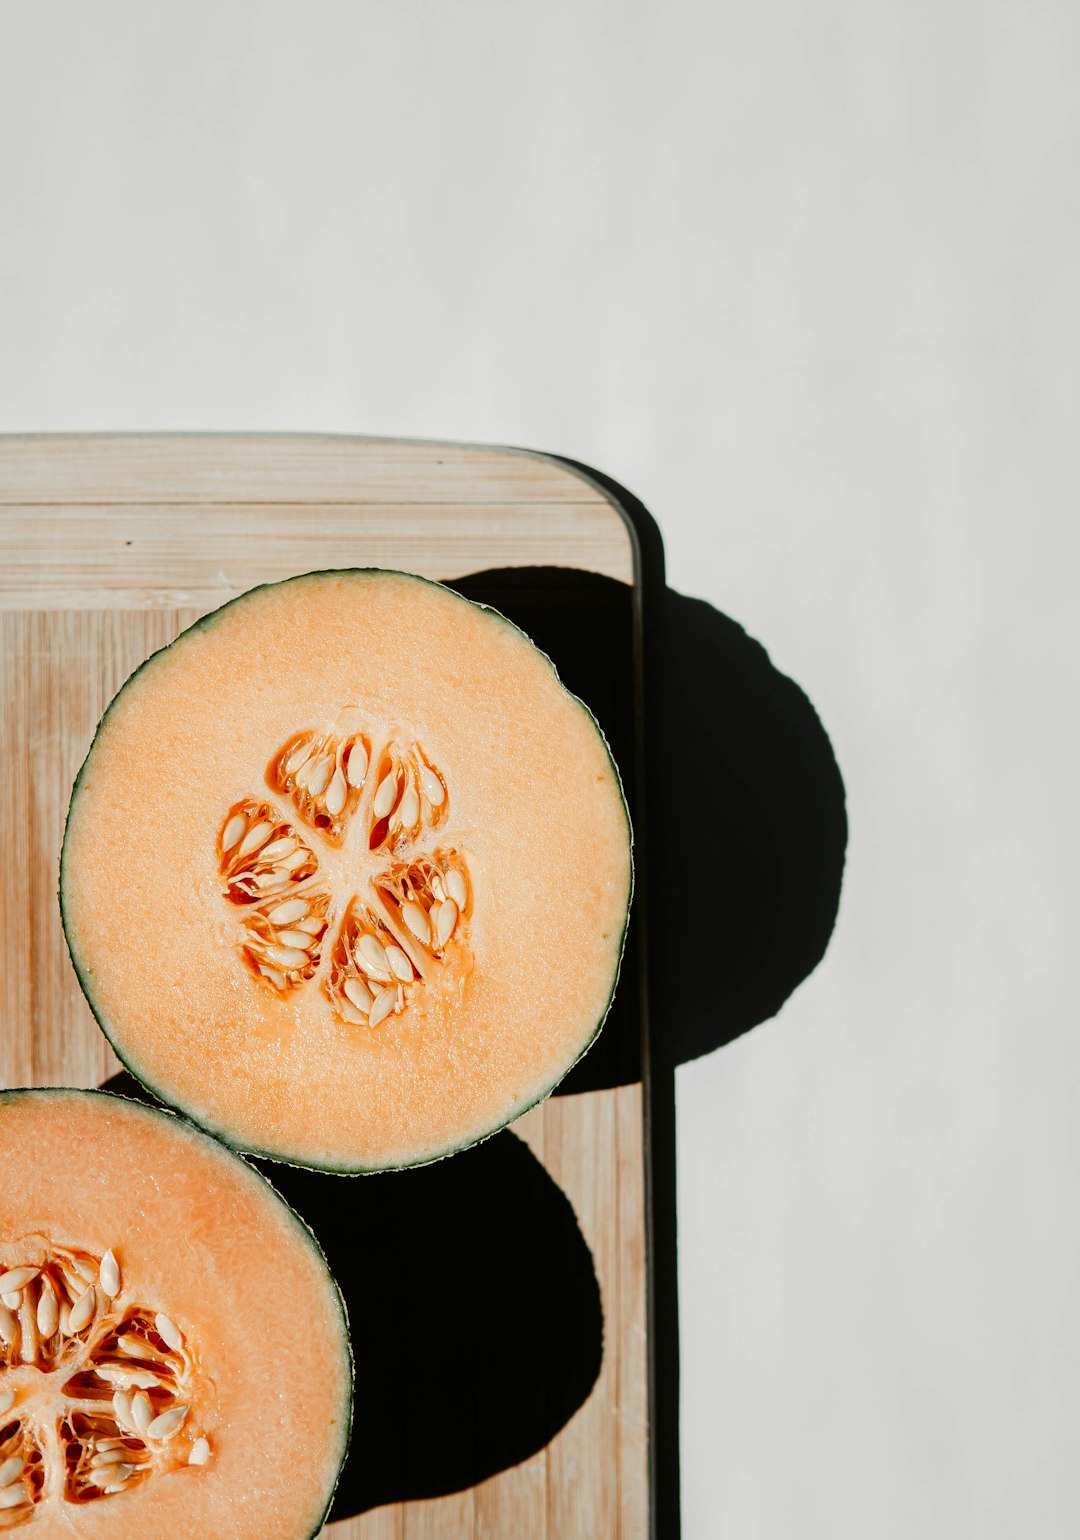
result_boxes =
[449,565,848,1089]
[101,1070,602,1519]
[647,585,848,1069]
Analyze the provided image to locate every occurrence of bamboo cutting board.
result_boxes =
[0,436,650,1540]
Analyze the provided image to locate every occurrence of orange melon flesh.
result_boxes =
[61,570,632,1170]
[0,1087,350,1538]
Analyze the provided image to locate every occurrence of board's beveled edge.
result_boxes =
[0,432,631,513]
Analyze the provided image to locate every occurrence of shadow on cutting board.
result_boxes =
[101,1071,603,1517]
[449,564,848,1086]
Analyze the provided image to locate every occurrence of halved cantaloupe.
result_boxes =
[0,1087,350,1536]
[60,570,633,1171]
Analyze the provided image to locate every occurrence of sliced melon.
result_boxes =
[0,1087,350,1537]
[60,570,632,1171]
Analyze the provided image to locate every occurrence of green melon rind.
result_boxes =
[59,568,634,1175]
[0,1084,353,1540]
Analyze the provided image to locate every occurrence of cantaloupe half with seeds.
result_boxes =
[60,570,633,1171]
[0,1087,350,1537]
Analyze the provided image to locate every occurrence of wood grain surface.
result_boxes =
[0,435,648,1539]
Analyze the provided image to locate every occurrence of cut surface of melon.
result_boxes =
[61,570,633,1170]
[0,1087,350,1538]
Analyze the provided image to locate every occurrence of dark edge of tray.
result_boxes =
[522,449,678,1540]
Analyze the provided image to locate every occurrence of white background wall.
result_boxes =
[3,4,1076,1535]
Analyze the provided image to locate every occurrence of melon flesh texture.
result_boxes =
[0,1088,350,1538]
[61,570,632,1171]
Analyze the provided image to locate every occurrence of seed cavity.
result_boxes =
[272,730,369,841]
[221,726,472,1031]
[0,1247,207,1513]
[220,807,330,994]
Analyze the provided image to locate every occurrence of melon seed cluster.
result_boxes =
[218,724,471,1029]
[219,805,330,990]
[0,1248,209,1522]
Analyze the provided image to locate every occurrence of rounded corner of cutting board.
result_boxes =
[0,432,641,606]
